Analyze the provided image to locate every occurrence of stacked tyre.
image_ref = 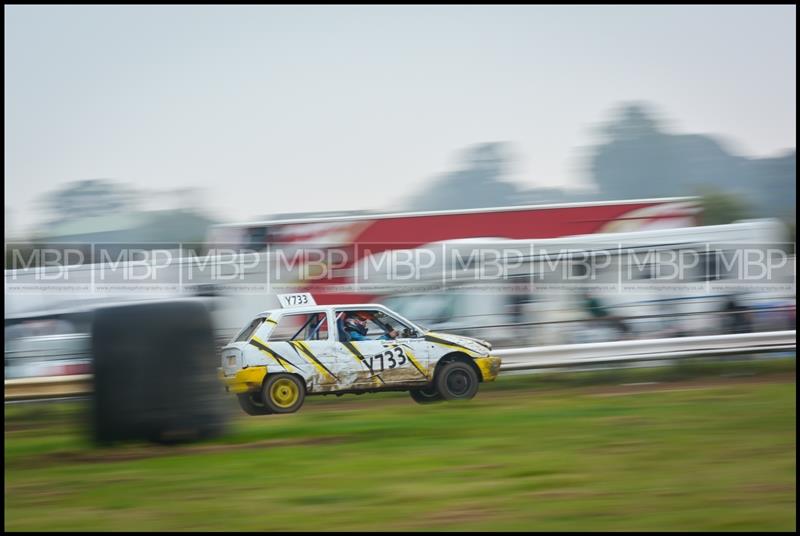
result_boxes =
[91,300,228,445]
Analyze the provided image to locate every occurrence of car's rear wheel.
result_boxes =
[436,361,479,401]
[237,392,273,415]
[262,374,306,414]
[409,385,443,404]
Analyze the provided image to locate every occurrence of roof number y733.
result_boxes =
[278,293,317,308]
[286,294,308,305]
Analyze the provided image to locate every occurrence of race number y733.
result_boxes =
[364,347,407,372]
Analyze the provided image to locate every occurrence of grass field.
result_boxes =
[4,359,797,531]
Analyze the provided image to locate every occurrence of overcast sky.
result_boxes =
[4,5,796,233]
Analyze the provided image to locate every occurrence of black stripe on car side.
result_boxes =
[290,341,339,382]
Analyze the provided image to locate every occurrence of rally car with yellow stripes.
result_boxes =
[219,294,502,415]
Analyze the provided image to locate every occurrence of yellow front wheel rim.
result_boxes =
[270,378,299,408]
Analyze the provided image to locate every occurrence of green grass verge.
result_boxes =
[4,358,796,531]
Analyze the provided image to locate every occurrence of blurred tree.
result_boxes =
[38,179,141,227]
[696,187,751,225]
[404,142,519,210]
[600,102,663,142]
[742,150,796,222]
[588,102,795,219]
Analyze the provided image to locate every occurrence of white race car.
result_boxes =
[219,295,501,415]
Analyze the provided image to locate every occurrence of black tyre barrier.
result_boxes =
[91,299,229,445]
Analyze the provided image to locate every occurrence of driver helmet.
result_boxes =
[344,313,368,336]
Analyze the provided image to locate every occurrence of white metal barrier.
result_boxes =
[496,330,796,370]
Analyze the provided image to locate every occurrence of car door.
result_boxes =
[332,310,385,388]
[263,311,341,391]
[334,309,430,387]
[383,328,431,384]
[378,308,432,383]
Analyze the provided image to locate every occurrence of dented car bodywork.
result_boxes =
[220,304,501,401]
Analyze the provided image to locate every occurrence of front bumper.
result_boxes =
[221,367,267,394]
[473,356,502,382]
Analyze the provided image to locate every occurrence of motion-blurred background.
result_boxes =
[6,5,796,369]
[4,5,796,532]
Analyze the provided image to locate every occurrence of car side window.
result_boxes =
[336,309,416,341]
[379,312,419,338]
[268,312,329,342]
[234,317,265,342]
[363,316,388,338]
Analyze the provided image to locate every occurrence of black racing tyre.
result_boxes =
[409,385,443,404]
[435,361,479,401]
[237,392,273,415]
[261,374,306,414]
